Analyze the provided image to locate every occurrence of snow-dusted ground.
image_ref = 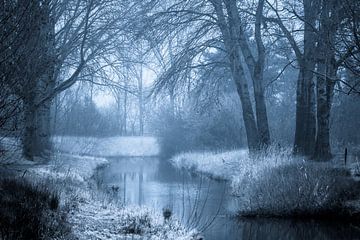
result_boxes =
[171,146,359,188]
[171,150,248,180]
[28,153,198,240]
[1,136,198,240]
[171,148,296,179]
[171,147,300,194]
[170,147,360,217]
[69,202,198,240]
[31,153,108,183]
[53,136,160,157]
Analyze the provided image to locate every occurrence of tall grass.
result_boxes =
[0,178,72,240]
[230,147,358,217]
[236,163,357,217]
[172,146,360,218]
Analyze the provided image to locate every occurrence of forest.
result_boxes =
[0,0,360,239]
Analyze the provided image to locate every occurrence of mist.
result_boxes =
[1,0,360,239]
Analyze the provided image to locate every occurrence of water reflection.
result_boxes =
[238,218,360,240]
[96,157,360,240]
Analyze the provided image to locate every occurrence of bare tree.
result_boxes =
[1,0,147,159]
[266,0,359,160]
[143,0,274,151]
[264,0,319,156]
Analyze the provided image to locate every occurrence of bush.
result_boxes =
[172,145,360,218]
[237,162,359,218]
[0,178,71,240]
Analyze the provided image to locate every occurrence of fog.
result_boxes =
[1,0,360,239]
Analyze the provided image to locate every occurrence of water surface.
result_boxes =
[96,156,360,240]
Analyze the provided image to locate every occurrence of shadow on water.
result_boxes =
[236,218,360,240]
[95,156,360,240]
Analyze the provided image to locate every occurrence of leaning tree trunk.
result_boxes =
[253,0,270,146]
[212,0,260,151]
[224,0,270,147]
[230,53,261,151]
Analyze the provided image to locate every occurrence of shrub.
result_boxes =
[0,178,72,240]
[237,162,359,218]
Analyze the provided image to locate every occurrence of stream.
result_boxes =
[96,156,360,240]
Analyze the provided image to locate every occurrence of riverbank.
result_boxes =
[33,154,198,239]
[171,147,295,184]
[171,147,360,218]
[53,136,160,157]
[0,136,199,240]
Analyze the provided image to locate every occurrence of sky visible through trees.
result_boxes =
[1,0,360,239]
[1,0,358,160]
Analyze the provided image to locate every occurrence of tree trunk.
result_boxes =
[22,97,36,160]
[34,90,54,157]
[22,1,55,160]
[212,0,260,151]
[293,0,318,156]
[224,0,270,147]
[232,63,261,151]
[293,63,316,156]
[253,0,270,146]
[253,75,270,146]
[123,83,128,135]
[313,61,336,160]
[23,88,52,160]
[138,62,144,136]
[22,79,54,160]
[169,87,175,118]
[313,0,341,160]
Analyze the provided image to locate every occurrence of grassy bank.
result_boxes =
[171,147,360,218]
[52,136,160,157]
[0,137,198,240]
[0,178,71,240]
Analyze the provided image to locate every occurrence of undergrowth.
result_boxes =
[237,162,359,218]
[172,145,360,218]
[231,147,360,218]
[0,178,72,240]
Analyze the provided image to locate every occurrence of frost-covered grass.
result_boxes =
[0,135,159,163]
[171,146,294,181]
[171,146,360,218]
[53,136,160,157]
[26,152,198,240]
[69,200,198,240]
[237,162,357,217]
[0,137,36,166]
[32,153,108,183]
[171,150,248,180]
[0,178,72,240]
[1,135,196,239]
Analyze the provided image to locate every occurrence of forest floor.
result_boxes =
[171,146,360,217]
[0,136,198,240]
